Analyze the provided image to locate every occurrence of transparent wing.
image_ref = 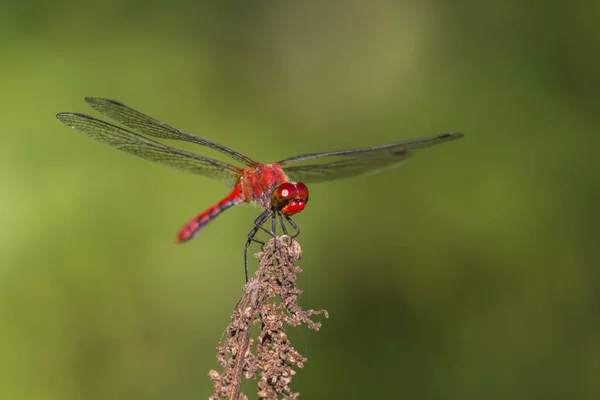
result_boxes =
[279,132,463,183]
[56,112,242,187]
[85,97,259,168]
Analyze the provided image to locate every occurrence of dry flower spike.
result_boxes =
[209,236,328,400]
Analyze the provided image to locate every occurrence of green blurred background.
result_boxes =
[1,1,599,399]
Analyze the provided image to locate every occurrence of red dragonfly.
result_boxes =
[57,97,463,280]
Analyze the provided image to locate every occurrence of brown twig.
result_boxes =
[209,236,328,400]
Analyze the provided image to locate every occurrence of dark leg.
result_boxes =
[271,211,279,256]
[272,211,277,236]
[256,217,275,237]
[285,215,301,238]
[277,212,289,236]
[244,209,273,282]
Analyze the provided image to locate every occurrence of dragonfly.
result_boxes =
[56,97,463,281]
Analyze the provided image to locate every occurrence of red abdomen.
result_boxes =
[176,184,244,242]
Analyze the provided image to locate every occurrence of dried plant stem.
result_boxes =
[209,236,328,400]
[230,283,258,400]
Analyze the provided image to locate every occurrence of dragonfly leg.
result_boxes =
[277,212,289,236]
[271,211,282,256]
[255,214,276,237]
[253,210,277,243]
[244,209,273,282]
[285,215,300,239]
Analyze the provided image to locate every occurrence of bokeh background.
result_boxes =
[1,1,599,399]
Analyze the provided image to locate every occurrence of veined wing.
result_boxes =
[56,112,242,187]
[84,97,259,168]
[279,132,463,183]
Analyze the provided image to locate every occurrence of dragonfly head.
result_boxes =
[271,182,309,216]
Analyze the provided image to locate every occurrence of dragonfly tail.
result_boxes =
[175,189,243,243]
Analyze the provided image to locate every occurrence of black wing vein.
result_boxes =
[279,132,463,183]
[56,112,241,187]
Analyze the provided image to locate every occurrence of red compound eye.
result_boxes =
[295,182,309,203]
[280,182,309,216]
[271,182,298,210]
[281,199,306,216]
